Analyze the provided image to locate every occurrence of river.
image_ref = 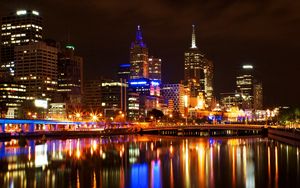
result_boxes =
[0,136,299,187]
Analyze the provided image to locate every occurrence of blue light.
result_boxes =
[150,81,160,86]
[130,81,147,85]
[128,78,150,87]
[131,163,148,188]
[0,118,84,125]
[152,160,161,188]
[120,64,130,68]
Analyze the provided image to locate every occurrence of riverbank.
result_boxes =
[1,126,299,146]
[268,127,300,146]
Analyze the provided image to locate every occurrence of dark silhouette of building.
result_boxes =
[57,44,83,104]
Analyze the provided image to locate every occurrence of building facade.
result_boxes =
[161,84,185,114]
[83,80,102,111]
[148,57,161,82]
[101,79,127,117]
[236,64,263,110]
[57,44,83,104]
[127,78,161,118]
[1,10,43,76]
[253,82,263,110]
[0,81,26,118]
[130,25,148,79]
[184,25,213,107]
[117,63,130,81]
[14,42,58,101]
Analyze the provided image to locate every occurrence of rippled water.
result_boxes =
[0,136,299,188]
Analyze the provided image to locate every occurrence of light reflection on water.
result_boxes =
[0,136,299,187]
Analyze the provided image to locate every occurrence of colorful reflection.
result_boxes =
[0,136,299,187]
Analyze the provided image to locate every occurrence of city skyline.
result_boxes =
[1,1,300,107]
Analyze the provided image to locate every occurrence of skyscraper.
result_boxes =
[253,82,263,110]
[1,10,43,76]
[161,84,185,114]
[184,25,213,106]
[236,64,263,110]
[57,44,83,104]
[83,80,101,111]
[0,75,26,118]
[14,42,58,101]
[236,65,254,109]
[100,79,128,116]
[117,63,130,81]
[130,25,148,79]
[148,57,162,82]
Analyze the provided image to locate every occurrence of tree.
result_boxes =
[148,109,164,119]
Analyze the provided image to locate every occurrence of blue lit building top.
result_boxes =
[131,25,146,48]
[120,63,130,68]
[128,78,160,88]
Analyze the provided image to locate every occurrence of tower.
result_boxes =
[14,42,58,101]
[57,44,83,104]
[1,10,43,76]
[130,25,148,79]
[236,64,263,110]
[184,25,213,106]
[148,57,162,82]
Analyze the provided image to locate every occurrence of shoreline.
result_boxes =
[0,127,299,146]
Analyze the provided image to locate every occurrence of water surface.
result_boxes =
[0,136,299,187]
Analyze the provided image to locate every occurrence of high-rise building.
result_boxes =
[130,25,148,79]
[57,44,83,104]
[14,42,58,101]
[0,77,26,118]
[1,10,43,76]
[117,63,130,81]
[83,80,101,111]
[161,84,185,114]
[184,25,213,106]
[236,64,263,110]
[220,92,243,109]
[148,57,161,82]
[128,78,161,118]
[101,79,127,117]
[253,82,263,110]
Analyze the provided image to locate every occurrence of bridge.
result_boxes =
[0,118,92,133]
[140,124,267,137]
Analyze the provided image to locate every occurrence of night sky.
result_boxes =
[1,0,299,107]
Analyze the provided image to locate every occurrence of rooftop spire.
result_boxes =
[133,25,145,47]
[191,24,197,49]
[136,25,143,42]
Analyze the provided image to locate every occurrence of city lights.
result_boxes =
[0,3,298,188]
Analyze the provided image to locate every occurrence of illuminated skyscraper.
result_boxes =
[0,74,26,118]
[253,82,263,110]
[184,25,213,106]
[100,79,128,116]
[130,25,148,79]
[161,84,185,114]
[1,10,43,76]
[14,42,57,101]
[236,64,263,109]
[148,57,162,82]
